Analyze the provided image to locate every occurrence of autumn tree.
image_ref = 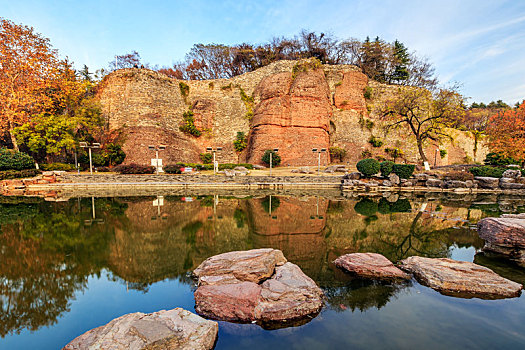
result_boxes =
[381,87,465,163]
[486,101,525,163]
[0,18,61,150]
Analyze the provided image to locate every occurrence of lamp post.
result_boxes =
[312,148,327,175]
[148,145,166,175]
[206,147,223,174]
[269,148,279,176]
[79,142,101,174]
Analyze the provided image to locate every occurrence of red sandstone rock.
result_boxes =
[63,308,218,350]
[334,70,368,113]
[248,68,331,166]
[477,217,525,263]
[193,249,324,325]
[334,253,410,280]
[399,256,522,299]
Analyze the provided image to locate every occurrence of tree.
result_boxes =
[109,51,141,71]
[486,101,525,163]
[381,87,465,162]
[0,18,61,150]
[389,40,410,83]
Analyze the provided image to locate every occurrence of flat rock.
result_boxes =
[477,217,525,263]
[193,249,323,324]
[475,176,500,189]
[399,256,522,299]
[63,308,218,350]
[334,253,410,281]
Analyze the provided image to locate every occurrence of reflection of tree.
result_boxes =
[261,196,280,213]
[324,279,410,312]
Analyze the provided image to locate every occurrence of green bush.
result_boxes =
[91,153,106,167]
[262,150,281,166]
[439,149,447,159]
[385,147,404,162]
[179,110,202,137]
[329,146,347,163]
[484,152,520,166]
[378,198,412,214]
[368,135,383,147]
[363,86,373,99]
[233,132,248,153]
[469,166,505,178]
[0,169,41,180]
[380,161,394,177]
[392,164,415,179]
[164,164,183,174]
[40,163,76,171]
[0,148,35,170]
[104,143,126,166]
[199,153,213,164]
[356,158,380,177]
[113,163,155,174]
[174,163,254,171]
[354,198,378,216]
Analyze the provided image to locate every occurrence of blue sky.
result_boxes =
[2,0,524,104]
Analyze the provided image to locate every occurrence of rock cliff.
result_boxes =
[97,59,488,166]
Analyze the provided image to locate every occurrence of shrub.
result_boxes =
[0,169,41,180]
[356,158,380,177]
[233,132,247,153]
[164,164,183,174]
[113,163,155,174]
[96,166,110,172]
[359,115,374,130]
[368,135,383,147]
[329,146,347,163]
[179,110,201,137]
[262,150,281,166]
[380,161,394,177]
[0,148,35,170]
[179,81,190,99]
[173,163,254,171]
[200,153,213,164]
[104,143,126,166]
[354,198,378,216]
[392,164,415,179]
[439,149,447,159]
[385,147,404,162]
[91,153,106,167]
[443,171,474,181]
[40,163,76,171]
[469,166,505,178]
[361,150,372,159]
[378,198,412,214]
[484,152,520,166]
[363,86,373,99]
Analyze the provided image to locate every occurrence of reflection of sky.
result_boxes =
[449,244,478,262]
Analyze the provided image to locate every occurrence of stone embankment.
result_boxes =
[341,170,525,194]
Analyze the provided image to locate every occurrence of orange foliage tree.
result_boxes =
[486,101,525,162]
[0,18,62,150]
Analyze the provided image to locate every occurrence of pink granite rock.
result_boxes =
[334,253,411,281]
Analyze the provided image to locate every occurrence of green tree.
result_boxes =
[389,40,410,83]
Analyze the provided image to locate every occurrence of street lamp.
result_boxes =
[148,145,166,175]
[312,148,327,175]
[269,148,279,176]
[79,142,101,174]
[206,147,223,174]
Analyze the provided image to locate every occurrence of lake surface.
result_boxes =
[1,191,525,349]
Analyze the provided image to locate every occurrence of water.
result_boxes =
[1,192,525,349]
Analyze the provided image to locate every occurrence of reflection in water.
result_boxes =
[0,193,524,338]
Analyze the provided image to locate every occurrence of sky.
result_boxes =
[1,0,524,104]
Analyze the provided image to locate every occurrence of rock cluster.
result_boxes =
[192,248,324,324]
[334,253,410,281]
[477,217,525,264]
[399,256,522,299]
[63,308,218,350]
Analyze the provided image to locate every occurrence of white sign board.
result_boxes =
[151,158,164,172]
[153,196,164,207]
[423,161,431,171]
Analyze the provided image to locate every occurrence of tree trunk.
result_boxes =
[416,138,427,163]
[8,128,19,151]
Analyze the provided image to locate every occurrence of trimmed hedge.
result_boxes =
[356,158,380,178]
[469,166,506,178]
[175,163,254,171]
[392,164,415,179]
[164,164,182,174]
[380,161,394,177]
[0,169,42,180]
[0,149,35,171]
[113,163,155,174]
[40,163,76,171]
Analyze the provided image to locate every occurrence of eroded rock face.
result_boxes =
[477,217,525,263]
[333,70,368,113]
[399,256,522,299]
[193,249,324,325]
[63,308,218,350]
[247,69,332,166]
[334,253,410,281]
